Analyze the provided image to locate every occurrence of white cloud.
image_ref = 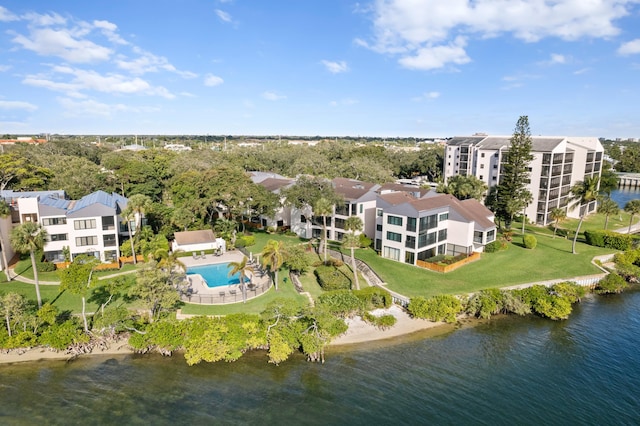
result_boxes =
[0,100,38,111]
[322,60,349,74]
[618,39,640,55]
[22,11,67,27]
[215,9,232,23]
[58,97,130,117]
[204,74,224,86]
[180,92,197,98]
[365,0,635,70]
[0,6,18,21]
[550,54,566,64]
[93,20,128,45]
[116,49,197,78]
[0,65,10,72]
[426,91,440,99]
[329,98,359,106]
[262,91,286,101]
[573,68,590,75]
[11,27,113,63]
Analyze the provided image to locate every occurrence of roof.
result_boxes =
[174,229,216,245]
[395,193,495,230]
[378,183,431,198]
[249,171,288,183]
[67,190,124,215]
[449,135,584,153]
[458,199,496,229]
[258,177,295,193]
[0,190,66,202]
[378,191,417,206]
[332,177,380,201]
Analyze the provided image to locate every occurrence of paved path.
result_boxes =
[7,268,137,286]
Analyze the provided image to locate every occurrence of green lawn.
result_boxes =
[244,229,310,254]
[355,231,615,298]
[12,259,138,283]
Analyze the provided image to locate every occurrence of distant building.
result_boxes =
[164,144,192,152]
[444,135,604,225]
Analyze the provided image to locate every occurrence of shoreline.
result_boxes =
[0,306,451,365]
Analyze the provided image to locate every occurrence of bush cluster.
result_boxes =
[353,287,393,310]
[408,295,462,323]
[234,235,256,248]
[584,230,633,250]
[314,265,352,290]
[362,312,397,329]
[523,234,537,249]
[484,240,508,253]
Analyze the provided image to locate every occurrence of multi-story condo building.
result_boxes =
[444,135,604,225]
[1,190,136,265]
[375,192,496,265]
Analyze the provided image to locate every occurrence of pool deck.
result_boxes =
[181,250,271,303]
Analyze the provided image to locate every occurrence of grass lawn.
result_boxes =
[12,259,138,283]
[243,229,310,254]
[355,230,615,299]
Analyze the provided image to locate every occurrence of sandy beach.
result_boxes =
[0,306,449,364]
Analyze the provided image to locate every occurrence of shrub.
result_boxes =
[584,230,606,247]
[523,234,537,249]
[353,287,393,309]
[552,282,586,303]
[595,273,628,294]
[314,265,351,291]
[362,312,397,330]
[36,260,57,272]
[408,295,462,323]
[317,290,362,316]
[285,230,297,237]
[485,240,507,253]
[359,234,372,248]
[466,289,504,319]
[533,294,573,320]
[39,320,90,350]
[585,230,632,250]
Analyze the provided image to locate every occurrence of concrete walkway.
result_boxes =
[8,267,137,286]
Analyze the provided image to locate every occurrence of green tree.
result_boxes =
[10,222,47,308]
[1,292,27,337]
[129,261,185,322]
[598,198,620,230]
[495,116,534,229]
[549,207,566,238]
[0,152,51,192]
[0,200,12,280]
[598,163,618,196]
[343,216,363,290]
[58,254,100,332]
[569,176,599,254]
[313,197,334,263]
[283,244,311,274]
[261,240,285,291]
[227,257,254,304]
[121,193,151,264]
[624,199,640,232]
[437,175,487,201]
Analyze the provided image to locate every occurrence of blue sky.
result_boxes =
[1,1,639,138]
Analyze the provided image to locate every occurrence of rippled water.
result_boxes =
[1,291,639,425]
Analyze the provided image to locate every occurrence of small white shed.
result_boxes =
[172,230,226,253]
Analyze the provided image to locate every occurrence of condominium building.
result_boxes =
[444,136,604,225]
[1,190,137,265]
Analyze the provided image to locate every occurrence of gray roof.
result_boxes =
[449,135,566,153]
[1,189,66,202]
[174,229,216,245]
[333,178,380,201]
[447,136,486,146]
[34,190,128,218]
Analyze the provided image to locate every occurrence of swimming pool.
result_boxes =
[186,263,241,288]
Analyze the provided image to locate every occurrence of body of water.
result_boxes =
[1,290,639,425]
[187,263,240,287]
[610,187,640,208]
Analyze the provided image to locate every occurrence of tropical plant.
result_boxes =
[343,216,363,290]
[0,292,27,337]
[569,176,599,254]
[227,257,254,303]
[549,207,566,238]
[0,200,12,280]
[598,197,620,230]
[10,222,48,308]
[58,254,100,332]
[121,193,151,264]
[624,199,640,232]
[261,239,285,291]
[313,197,333,263]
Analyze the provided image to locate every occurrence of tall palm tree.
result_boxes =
[624,199,640,232]
[261,239,285,291]
[343,216,363,290]
[313,197,333,264]
[549,207,567,239]
[569,176,599,254]
[10,222,48,307]
[598,198,619,230]
[0,200,12,280]
[227,257,254,303]
[121,194,151,264]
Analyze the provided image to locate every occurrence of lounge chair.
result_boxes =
[192,252,198,260]
[200,251,206,259]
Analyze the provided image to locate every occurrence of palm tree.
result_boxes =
[598,198,619,230]
[569,176,599,254]
[261,239,285,291]
[10,222,48,307]
[227,257,254,303]
[121,194,151,264]
[0,200,12,280]
[549,207,567,238]
[343,216,363,290]
[313,197,333,264]
[624,199,640,232]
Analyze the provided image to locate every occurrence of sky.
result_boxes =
[0,1,639,138]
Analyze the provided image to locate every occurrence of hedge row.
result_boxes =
[584,230,633,250]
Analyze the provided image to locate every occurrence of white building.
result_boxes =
[6,190,137,264]
[444,135,604,225]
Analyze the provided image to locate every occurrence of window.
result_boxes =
[438,244,446,255]
[74,219,96,230]
[104,250,118,261]
[406,217,417,232]
[439,213,448,221]
[49,233,68,242]
[406,235,416,249]
[438,229,447,241]
[386,231,402,242]
[481,153,485,158]
[301,215,307,223]
[42,217,67,226]
[474,231,483,244]
[405,251,415,264]
[102,216,115,230]
[419,214,438,231]
[479,175,483,180]
[104,234,117,247]
[76,236,98,246]
[486,230,495,243]
[376,224,383,232]
[418,232,437,248]
[359,204,363,214]
[383,246,401,261]
[387,215,403,226]
[480,164,484,169]
[376,209,383,217]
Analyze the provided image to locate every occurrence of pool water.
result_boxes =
[186,263,241,287]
